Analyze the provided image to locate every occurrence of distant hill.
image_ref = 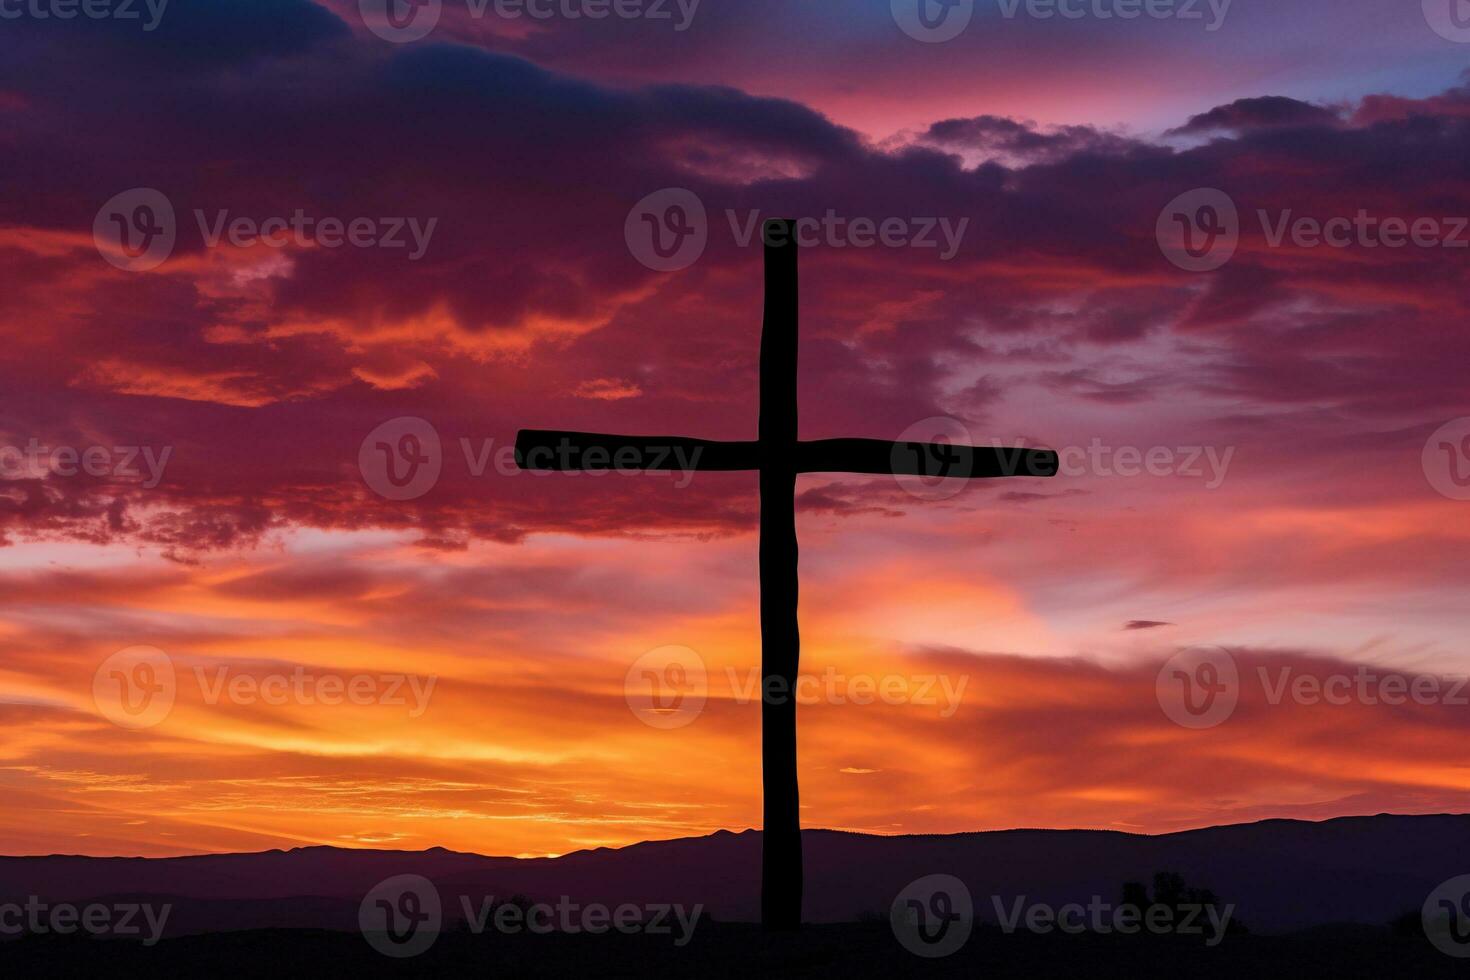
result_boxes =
[3,813,1466,935]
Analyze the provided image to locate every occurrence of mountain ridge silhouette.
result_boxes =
[4,813,1464,934]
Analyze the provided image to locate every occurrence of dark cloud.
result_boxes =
[1167,96,1341,135]
[2,16,1468,557]
[1353,73,1470,125]
[920,115,1140,162]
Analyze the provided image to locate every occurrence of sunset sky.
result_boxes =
[3,0,1470,859]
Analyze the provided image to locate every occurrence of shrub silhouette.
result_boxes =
[1117,871,1249,937]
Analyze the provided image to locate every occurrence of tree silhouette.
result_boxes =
[1118,871,1248,936]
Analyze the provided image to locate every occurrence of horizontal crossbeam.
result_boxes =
[515,430,1058,478]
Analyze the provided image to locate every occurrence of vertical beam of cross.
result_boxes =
[759,219,801,931]
[514,217,1059,931]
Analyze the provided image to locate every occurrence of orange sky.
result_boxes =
[6,470,1470,857]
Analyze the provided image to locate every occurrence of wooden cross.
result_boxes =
[516,218,1058,930]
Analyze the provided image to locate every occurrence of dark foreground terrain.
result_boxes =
[6,814,1469,933]
[4,922,1462,979]
[7,815,1468,975]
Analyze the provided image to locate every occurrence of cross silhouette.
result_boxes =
[516,218,1058,930]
